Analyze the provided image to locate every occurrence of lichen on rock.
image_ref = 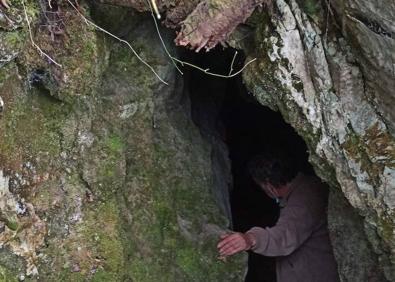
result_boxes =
[0,170,46,276]
[237,0,395,280]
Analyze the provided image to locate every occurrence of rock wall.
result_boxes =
[0,2,245,281]
[236,0,394,280]
[0,0,394,281]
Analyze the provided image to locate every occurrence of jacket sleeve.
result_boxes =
[246,203,316,256]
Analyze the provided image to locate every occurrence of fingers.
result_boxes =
[217,233,240,249]
[217,233,247,257]
[218,240,244,256]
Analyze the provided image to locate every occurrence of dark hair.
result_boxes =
[248,151,298,188]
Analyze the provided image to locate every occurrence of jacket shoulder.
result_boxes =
[289,174,329,207]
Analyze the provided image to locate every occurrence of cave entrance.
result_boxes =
[183,47,313,282]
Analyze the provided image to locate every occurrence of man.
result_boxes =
[217,152,339,282]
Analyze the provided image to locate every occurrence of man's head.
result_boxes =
[248,151,298,194]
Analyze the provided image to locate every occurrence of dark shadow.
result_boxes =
[182,47,313,282]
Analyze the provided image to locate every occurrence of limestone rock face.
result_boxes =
[331,0,395,134]
[0,2,245,281]
[238,0,395,281]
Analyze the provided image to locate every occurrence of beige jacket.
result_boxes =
[247,173,339,282]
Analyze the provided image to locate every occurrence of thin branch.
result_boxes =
[172,57,257,79]
[228,50,238,76]
[22,0,62,67]
[150,0,161,19]
[324,0,331,40]
[146,0,183,75]
[1,0,10,9]
[66,0,168,85]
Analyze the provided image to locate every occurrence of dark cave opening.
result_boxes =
[182,47,314,282]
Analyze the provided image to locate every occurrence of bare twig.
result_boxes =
[66,0,168,85]
[1,0,9,9]
[150,0,161,20]
[324,0,331,40]
[172,57,257,79]
[22,0,62,67]
[146,0,183,75]
[228,50,238,76]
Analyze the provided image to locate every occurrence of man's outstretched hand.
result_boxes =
[217,232,256,258]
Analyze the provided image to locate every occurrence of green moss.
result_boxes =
[0,0,39,31]
[15,0,40,18]
[105,134,124,154]
[176,247,202,279]
[42,196,126,280]
[91,270,119,282]
[378,216,395,243]
[17,1,103,104]
[0,13,246,281]
[118,126,245,281]
[0,85,71,172]
[107,43,158,93]
[297,0,320,16]
[85,133,125,198]
[80,199,125,278]
[57,270,85,282]
[3,31,25,48]
[129,259,167,282]
[117,109,246,280]
[153,201,176,241]
[5,219,18,231]
[0,266,18,282]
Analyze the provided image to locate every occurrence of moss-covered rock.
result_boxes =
[0,2,246,281]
